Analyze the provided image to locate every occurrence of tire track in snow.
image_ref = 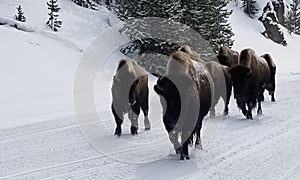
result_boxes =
[202,122,300,179]
[0,115,168,179]
[181,76,300,180]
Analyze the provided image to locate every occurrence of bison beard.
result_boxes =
[154,51,212,160]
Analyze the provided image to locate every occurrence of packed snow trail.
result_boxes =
[1,75,300,179]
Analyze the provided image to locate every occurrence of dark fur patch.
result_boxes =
[154,51,212,160]
[217,46,239,68]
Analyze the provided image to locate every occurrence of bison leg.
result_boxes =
[141,97,151,131]
[260,89,265,102]
[246,111,253,119]
[112,105,123,137]
[257,101,262,115]
[269,71,276,102]
[209,108,216,118]
[180,141,190,160]
[269,91,275,102]
[223,94,230,116]
[128,105,140,135]
[236,99,247,117]
[209,99,218,117]
[223,82,232,116]
[246,102,254,119]
[195,120,203,150]
[169,132,181,153]
[257,88,264,115]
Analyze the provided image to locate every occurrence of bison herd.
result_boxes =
[111,46,277,160]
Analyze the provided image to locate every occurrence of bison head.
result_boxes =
[229,65,253,100]
[153,71,199,134]
[154,75,181,132]
[217,54,228,66]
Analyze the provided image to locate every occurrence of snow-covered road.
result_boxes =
[1,75,299,180]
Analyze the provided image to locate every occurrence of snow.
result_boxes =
[1,0,300,179]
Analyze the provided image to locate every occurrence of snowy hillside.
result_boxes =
[1,0,300,179]
[228,1,300,75]
[0,0,120,128]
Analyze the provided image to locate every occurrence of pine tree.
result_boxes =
[294,0,300,35]
[71,0,98,10]
[46,0,62,31]
[242,0,259,18]
[110,0,234,57]
[87,0,98,10]
[208,0,234,51]
[286,0,300,35]
[15,5,26,22]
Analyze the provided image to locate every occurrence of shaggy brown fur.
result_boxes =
[154,51,213,160]
[217,46,239,68]
[206,61,232,116]
[229,48,272,119]
[111,59,151,136]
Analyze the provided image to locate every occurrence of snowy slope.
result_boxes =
[1,0,300,179]
[0,0,120,128]
[228,1,300,75]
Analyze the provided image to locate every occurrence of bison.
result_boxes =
[153,51,213,160]
[111,59,151,136]
[217,46,239,68]
[179,45,231,117]
[206,61,232,116]
[229,48,275,119]
[261,53,276,102]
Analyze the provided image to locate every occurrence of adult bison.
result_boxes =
[111,59,151,136]
[261,53,276,102]
[179,45,232,116]
[217,46,239,68]
[206,61,232,116]
[154,51,213,160]
[229,48,275,119]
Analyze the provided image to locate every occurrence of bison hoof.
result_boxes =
[246,113,253,120]
[209,111,215,118]
[145,127,151,131]
[242,110,247,116]
[223,111,228,116]
[180,154,190,160]
[130,126,138,135]
[271,98,276,102]
[195,144,203,150]
[175,148,181,154]
[257,109,262,115]
[114,128,121,137]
